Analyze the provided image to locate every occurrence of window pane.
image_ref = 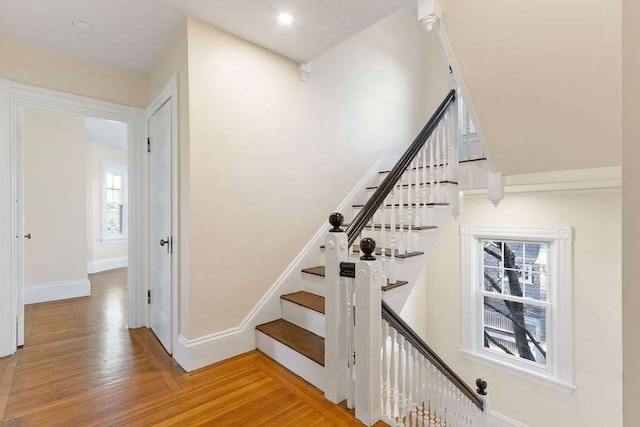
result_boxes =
[483,296,547,365]
[107,203,122,235]
[483,266,503,293]
[483,240,502,268]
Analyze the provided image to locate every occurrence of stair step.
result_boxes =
[353,202,450,208]
[378,157,487,174]
[366,181,457,190]
[343,222,438,231]
[281,291,325,315]
[302,266,326,277]
[320,244,424,259]
[256,319,324,366]
[301,266,409,290]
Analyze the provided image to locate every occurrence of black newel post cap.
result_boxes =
[329,212,344,232]
[476,378,488,396]
[359,237,377,261]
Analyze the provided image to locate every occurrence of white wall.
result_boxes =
[421,186,622,426]
[183,9,450,338]
[436,0,621,175]
[621,0,640,423]
[86,140,127,266]
[24,107,88,287]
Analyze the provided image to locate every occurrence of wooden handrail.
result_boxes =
[381,300,484,411]
[345,89,456,247]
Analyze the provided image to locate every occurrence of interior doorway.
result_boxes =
[0,81,147,356]
[19,106,130,346]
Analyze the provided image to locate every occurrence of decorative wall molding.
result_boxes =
[24,278,91,304]
[87,256,128,274]
[420,14,440,31]
[299,62,312,82]
[172,153,400,372]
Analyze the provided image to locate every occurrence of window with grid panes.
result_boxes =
[460,226,574,393]
[102,162,127,241]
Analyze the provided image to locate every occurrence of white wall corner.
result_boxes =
[173,330,255,372]
[299,63,312,82]
[24,278,91,304]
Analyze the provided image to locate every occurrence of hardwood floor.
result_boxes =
[0,269,366,426]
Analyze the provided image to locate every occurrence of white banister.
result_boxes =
[324,213,348,404]
[354,238,382,426]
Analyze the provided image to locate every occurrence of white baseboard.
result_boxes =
[174,330,255,372]
[25,278,91,304]
[491,411,529,427]
[172,154,399,372]
[87,256,128,274]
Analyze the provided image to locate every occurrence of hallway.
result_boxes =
[0,269,362,426]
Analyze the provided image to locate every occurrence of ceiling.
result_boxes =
[85,117,128,150]
[0,0,415,74]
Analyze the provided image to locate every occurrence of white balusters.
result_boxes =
[388,187,397,284]
[398,172,405,254]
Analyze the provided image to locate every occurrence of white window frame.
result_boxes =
[102,161,128,243]
[460,225,574,394]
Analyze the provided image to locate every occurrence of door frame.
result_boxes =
[145,76,179,354]
[0,79,147,356]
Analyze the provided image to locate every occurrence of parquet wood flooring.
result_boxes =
[0,268,366,426]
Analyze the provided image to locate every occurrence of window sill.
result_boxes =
[460,349,575,395]
[101,237,128,245]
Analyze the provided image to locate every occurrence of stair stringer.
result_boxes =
[173,153,399,372]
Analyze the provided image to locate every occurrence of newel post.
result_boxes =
[476,378,490,426]
[324,212,348,404]
[355,238,383,426]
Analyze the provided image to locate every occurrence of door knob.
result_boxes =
[160,237,171,254]
[24,234,31,240]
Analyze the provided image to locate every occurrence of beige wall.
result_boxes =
[0,36,148,107]
[86,141,128,263]
[184,9,448,338]
[436,0,621,175]
[621,0,639,424]
[148,21,191,336]
[422,188,622,426]
[24,107,87,286]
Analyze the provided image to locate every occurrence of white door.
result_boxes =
[149,99,173,353]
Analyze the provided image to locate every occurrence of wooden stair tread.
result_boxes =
[366,181,457,190]
[281,291,325,314]
[343,222,438,231]
[256,319,325,366]
[352,202,450,208]
[301,266,409,290]
[301,266,326,277]
[320,244,424,259]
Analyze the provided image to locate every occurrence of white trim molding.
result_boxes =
[24,278,91,304]
[0,78,145,357]
[491,411,529,427]
[460,225,575,394]
[172,154,399,371]
[87,256,128,274]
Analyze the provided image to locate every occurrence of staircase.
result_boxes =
[254,89,490,426]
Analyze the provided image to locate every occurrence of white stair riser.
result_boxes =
[302,273,325,297]
[281,300,325,338]
[365,185,455,205]
[378,168,453,185]
[351,206,444,225]
[256,331,325,391]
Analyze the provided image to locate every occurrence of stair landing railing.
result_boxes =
[323,89,489,425]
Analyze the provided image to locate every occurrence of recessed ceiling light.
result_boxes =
[71,20,93,30]
[278,13,293,26]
